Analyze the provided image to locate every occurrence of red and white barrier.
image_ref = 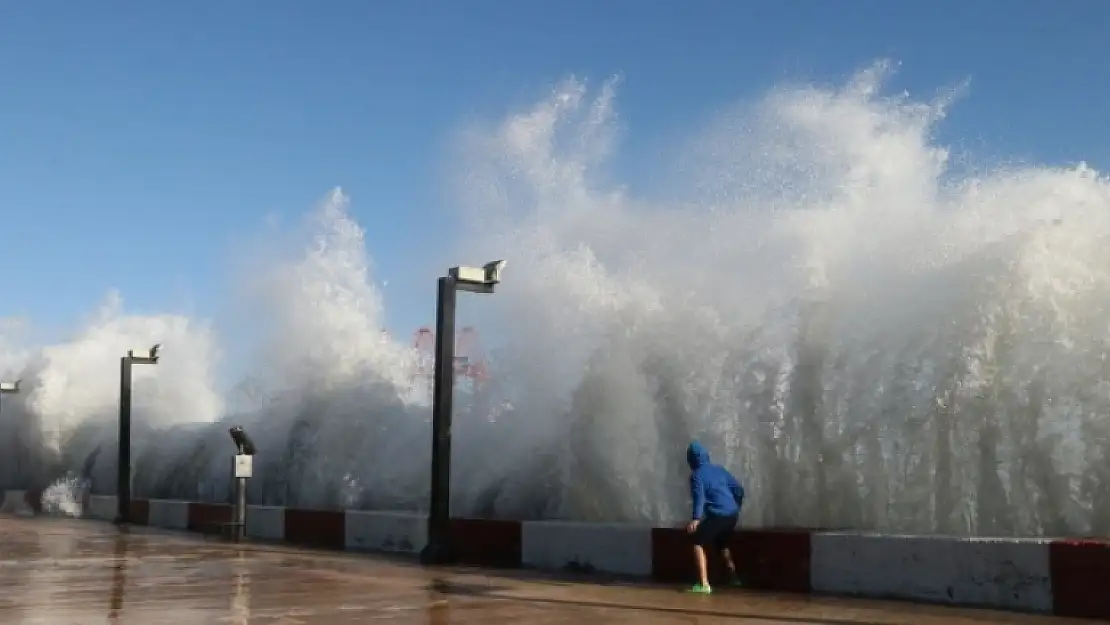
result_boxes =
[0,490,37,517]
[15,492,1110,619]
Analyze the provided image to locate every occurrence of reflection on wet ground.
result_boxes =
[0,516,1100,624]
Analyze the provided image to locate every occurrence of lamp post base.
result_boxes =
[420,540,455,566]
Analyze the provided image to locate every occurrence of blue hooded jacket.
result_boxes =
[687,441,744,520]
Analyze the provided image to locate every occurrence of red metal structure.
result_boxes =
[412,326,489,385]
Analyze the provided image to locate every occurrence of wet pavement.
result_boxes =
[0,516,1101,624]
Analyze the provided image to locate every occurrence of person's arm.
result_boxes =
[690,472,706,520]
[727,472,745,508]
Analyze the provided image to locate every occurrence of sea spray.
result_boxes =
[3,63,1110,536]
[451,62,1110,532]
[40,474,85,518]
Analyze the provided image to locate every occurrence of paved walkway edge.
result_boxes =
[19,491,1108,620]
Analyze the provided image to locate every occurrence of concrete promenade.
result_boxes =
[0,516,1101,624]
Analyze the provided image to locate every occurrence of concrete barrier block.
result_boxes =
[246,505,285,541]
[1049,538,1110,619]
[0,490,34,517]
[811,532,1052,613]
[147,500,190,530]
[345,510,426,554]
[449,518,522,568]
[523,521,653,576]
[285,508,344,550]
[86,496,117,521]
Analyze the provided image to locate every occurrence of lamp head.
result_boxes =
[482,259,506,285]
[127,344,161,363]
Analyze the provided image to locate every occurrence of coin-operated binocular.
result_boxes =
[228,426,257,541]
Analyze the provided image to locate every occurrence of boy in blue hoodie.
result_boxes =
[685,440,744,594]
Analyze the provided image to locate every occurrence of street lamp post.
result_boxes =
[0,381,21,488]
[0,379,20,411]
[116,344,160,525]
[421,260,505,566]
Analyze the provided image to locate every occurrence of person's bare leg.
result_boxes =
[693,544,710,587]
[720,547,736,575]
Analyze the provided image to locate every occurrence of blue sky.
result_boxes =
[1,1,1108,349]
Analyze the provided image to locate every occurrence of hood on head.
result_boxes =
[687,441,710,469]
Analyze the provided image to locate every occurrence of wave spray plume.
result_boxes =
[7,62,1110,537]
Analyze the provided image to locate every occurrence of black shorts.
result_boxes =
[691,512,739,550]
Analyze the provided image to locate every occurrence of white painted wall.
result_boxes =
[811,532,1053,613]
[86,495,117,521]
[246,505,285,541]
[0,490,32,517]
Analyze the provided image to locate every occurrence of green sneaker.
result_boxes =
[686,583,712,594]
[730,577,744,588]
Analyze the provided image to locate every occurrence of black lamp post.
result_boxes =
[420,261,505,565]
[0,380,20,488]
[115,344,160,525]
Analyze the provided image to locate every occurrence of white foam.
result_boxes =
[3,63,1110,536]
